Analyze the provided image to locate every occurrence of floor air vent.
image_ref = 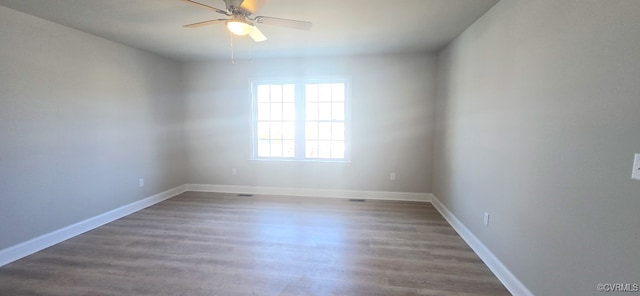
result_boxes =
[237,194,253,197]
[348,199,366,202]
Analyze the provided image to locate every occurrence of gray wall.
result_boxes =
[0,6,187,249]
[433,0,640,295]
[184,53,436,193]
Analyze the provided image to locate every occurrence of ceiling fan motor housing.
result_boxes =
[224,0,251,16]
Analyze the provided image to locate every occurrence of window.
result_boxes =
[252,79,349,161]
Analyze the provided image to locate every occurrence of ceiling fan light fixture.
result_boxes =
[181,0,312,43]
[226,19,253,36]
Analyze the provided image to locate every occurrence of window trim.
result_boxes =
[250,77,351,163]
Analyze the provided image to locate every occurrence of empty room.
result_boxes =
[1,0,638,295]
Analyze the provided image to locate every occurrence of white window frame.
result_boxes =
[250,77,351,162]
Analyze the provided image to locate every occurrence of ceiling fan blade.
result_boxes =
[183,19,226,28]
[180,0,230,16]
[254,16,312,30]
[249,26,267,42]
[240,0,266,14]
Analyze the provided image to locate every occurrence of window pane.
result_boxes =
[270,85,282,102]
[305,122,318,140]
[306,103,318,120]
[257,103,270,120]
[318,141,331,158]
[257,139,270,157]
[306,84,318,102]
[257,85,270,102]
[271,140,282,157]
[270,122,282,139]
[254,81,347,160]
[318,103,331,120]
[331,103,344,120]
[332,83,344,102]
[271,103,282,120]
[283,103,295,120]
[305,140,318,158]
[331,122,344,140]
[318,84,332,102]
[283,140,295,157]
[282,122,295,139]
[318,122,331,140]
[283,84,295,102]
[257,122,270,139]
[331,141,345,158]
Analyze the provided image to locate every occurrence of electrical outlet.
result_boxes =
[139,178,144,187]
[483,212,490,227]
[231,168,238,176]
[390,172,396,181]
[632,154,640,180]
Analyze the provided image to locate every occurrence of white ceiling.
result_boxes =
[0,0,498,61]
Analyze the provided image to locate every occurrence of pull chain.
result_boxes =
[229,31,235,64]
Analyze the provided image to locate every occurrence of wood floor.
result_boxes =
[0,192,510,295]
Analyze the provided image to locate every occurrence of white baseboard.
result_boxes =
[4,183,531,295]
[0,185,187,267]
[186,184,432,202]
[430,195,534,296]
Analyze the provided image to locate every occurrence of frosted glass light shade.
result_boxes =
[226,20,253,36]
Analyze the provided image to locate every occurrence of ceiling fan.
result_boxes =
[180,0,312,42]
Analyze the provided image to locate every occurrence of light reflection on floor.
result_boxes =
[251,208,350,277]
